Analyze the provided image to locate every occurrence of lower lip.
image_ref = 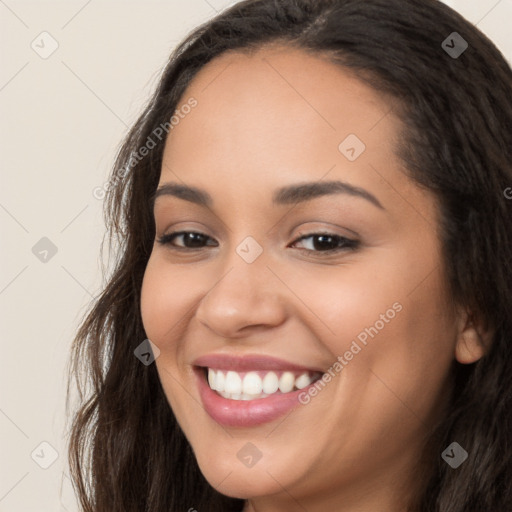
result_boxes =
[195,368,314,428]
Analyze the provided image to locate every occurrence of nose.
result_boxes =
[195,249,288,338]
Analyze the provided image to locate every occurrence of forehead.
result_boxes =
[168,45,398,152]
[158,45,436,226]
[164,46,400,169]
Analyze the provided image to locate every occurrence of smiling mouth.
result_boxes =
[201,367,323,401]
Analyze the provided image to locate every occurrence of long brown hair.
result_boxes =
[67,1,512,510]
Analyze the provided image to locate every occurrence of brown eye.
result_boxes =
[290,233,359,254]
[157,231,218,249]
[156,230,359,256]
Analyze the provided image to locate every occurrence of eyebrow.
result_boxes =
[151,180,384,210]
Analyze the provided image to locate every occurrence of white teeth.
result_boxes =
[278,372,295,393]
[295,372,312,389]
[224,371,242,395]
[242,372,263,395]
[262,371,279,394]
[208,368,216,390]
[215,370,225,392]
[206,368,319,400]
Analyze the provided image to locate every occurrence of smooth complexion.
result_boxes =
[140,46,487,512]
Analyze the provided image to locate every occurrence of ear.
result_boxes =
[454,308,494,364]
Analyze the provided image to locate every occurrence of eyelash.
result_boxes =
[156,230,360,256]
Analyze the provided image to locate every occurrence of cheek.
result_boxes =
[140,256,202,427]
[140,255,195,354]
[335,260,457,433]
[288,244,456,421]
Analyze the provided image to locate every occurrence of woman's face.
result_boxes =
[141,46,466,508]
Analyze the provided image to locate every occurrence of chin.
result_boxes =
[195,456,287,500]
[200,464,286,499]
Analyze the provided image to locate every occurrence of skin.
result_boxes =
[140,45,488,511]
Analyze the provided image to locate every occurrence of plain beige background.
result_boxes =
[0,1,510,510]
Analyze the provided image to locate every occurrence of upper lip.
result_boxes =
[192,353,325,373]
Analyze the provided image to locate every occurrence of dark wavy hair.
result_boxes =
[66,0,512,510]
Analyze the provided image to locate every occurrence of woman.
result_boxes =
[67,0,512,510]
